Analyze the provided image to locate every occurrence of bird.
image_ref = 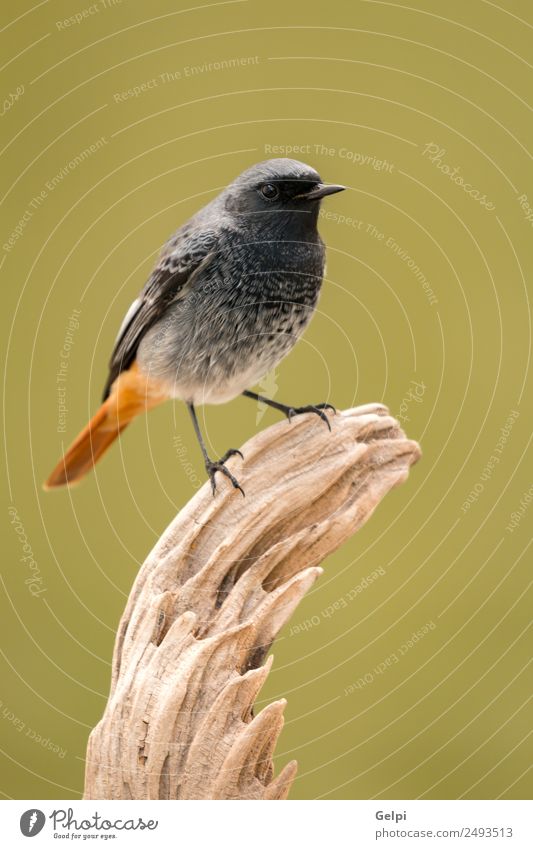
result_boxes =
[44,158,345,495]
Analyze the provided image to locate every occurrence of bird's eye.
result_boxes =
[260,183,280,200]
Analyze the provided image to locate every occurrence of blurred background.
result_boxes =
[1,0,531,800]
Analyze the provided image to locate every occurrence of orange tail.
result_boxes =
[44,364,168,489]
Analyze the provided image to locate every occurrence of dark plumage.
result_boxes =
[45,159,345,494]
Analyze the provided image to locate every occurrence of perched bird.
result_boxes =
[44,158,345,495]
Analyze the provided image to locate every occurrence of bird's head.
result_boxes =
[223,158,345,232]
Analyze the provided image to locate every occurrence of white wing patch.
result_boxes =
[114,297,141,347]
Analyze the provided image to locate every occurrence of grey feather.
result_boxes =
[102,159,343,406]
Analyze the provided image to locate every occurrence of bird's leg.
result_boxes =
[187,403,245,496]
[242,390,335,431]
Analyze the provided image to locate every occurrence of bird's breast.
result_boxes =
[136,236,325,404]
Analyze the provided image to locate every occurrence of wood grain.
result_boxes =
[84,404,421,800]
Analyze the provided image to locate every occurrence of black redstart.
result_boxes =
[44,158,345,494]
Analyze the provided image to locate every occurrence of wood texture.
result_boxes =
[84,404,421,800]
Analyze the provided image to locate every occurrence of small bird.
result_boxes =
[44,159,345,495]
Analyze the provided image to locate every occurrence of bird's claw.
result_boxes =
[206,454,245,497]
[218,447,244,463]
[286,403,336,431]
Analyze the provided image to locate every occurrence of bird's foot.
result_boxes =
[218,448,244,464]
[206,450,245,497]
[285,402,336,431]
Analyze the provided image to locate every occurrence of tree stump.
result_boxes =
[84,404,421,800]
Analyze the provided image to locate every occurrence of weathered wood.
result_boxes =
[84,404,420,799]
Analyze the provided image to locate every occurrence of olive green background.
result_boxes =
[1,0,531,801]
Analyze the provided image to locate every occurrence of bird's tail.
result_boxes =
[44,364,167,489]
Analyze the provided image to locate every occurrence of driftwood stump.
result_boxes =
[84,404,420,800]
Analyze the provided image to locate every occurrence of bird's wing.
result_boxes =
[102,228,218,400]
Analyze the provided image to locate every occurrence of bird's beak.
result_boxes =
[294,183,346,201]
